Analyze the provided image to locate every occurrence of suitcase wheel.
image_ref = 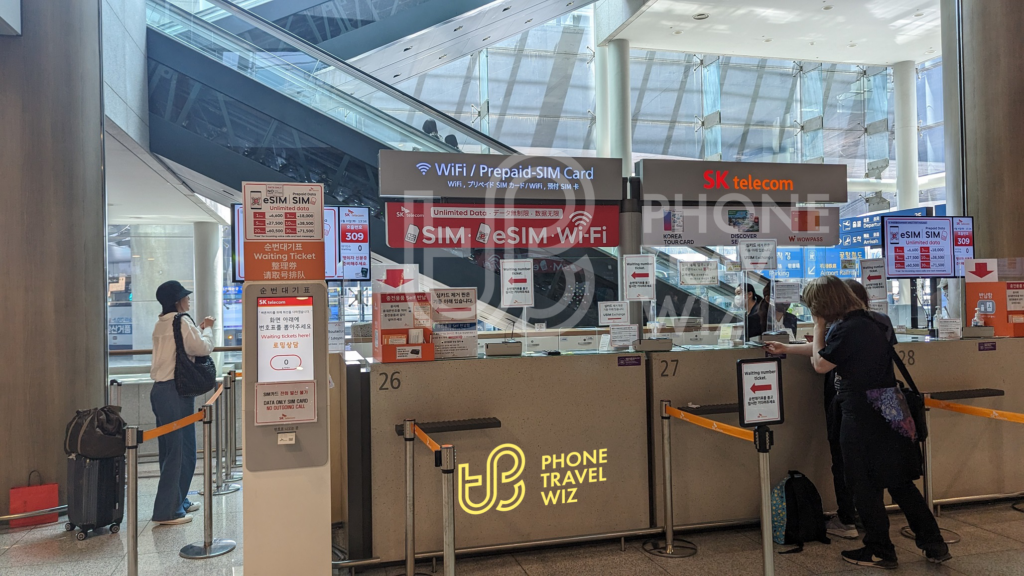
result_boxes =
[75,531,87,541]
[65,523,75,532]
[109,524,120,534]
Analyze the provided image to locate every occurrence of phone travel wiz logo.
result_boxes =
[458,444,526,515]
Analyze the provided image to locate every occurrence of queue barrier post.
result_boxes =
[207,375,240,496]
[126,426,139,576]
[900,392,961,543]
[440,444,456,576]
[226,371,242,480]
[402,419,429,576]
[180,404,237,559]
[642,401,697,558]
[754,426,775,576]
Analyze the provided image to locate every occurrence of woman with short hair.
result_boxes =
[803,276,948,569]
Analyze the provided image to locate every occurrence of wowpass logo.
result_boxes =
[457,444,609,515]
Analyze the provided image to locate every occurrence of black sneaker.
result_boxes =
[841,547,898,570]
[925,544,952,564]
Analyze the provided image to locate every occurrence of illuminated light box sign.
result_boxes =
[641,205,840,247]
[636,159,848,204]
[379,150,623,201]
[883,216,956,278]
[244,182,323,241]
[385,202,620,248]
[233,205,370,282]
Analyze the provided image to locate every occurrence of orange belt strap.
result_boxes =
[666,405,755,443]
[142,411,204,443]
[925,397,1024,424]
[205,384,225,406]
[414,425,441,452]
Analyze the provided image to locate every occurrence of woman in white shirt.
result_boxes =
[150,281,215,525]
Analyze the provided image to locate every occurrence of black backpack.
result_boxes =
[172,313,218,397]
[64,407,127,459]
[770,470,830,551]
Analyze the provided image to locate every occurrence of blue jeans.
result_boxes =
[150,380,197,521]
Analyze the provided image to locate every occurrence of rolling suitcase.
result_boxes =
[65,455,125,540]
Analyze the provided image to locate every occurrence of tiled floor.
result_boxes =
[4,476,1024,575]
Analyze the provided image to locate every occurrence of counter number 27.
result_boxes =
[660,359,679,377]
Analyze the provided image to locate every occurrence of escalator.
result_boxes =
[145,0,722,328]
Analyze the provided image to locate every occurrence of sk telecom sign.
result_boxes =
[379,150,623,201]
[636,159,848,204]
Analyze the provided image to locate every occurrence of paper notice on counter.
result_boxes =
[432,322,478,359]
[937,318,962,340]
[599,301,630,325]
[610,324,638,348]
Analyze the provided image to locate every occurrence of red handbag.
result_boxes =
[9,470,58,528]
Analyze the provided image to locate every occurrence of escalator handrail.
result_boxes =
[199,0,518,156]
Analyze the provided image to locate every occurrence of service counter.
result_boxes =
[353,338,1024,564]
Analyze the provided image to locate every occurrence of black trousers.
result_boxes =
[850,478,945,558]
[823,383,857,525]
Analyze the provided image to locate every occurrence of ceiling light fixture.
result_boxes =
[848,43,857,48]
[822,5,833,10]
[454,25,463,32]
[403,46,412,52]
[693,13,710,20]
[914,12,925,17]
[502,5,511,11]
[393,73,401,78]
[764,38,773,43]
[925,49,936,54]
[439,54,447,59]
[525,18,532,23]
[482,36,491,41]
[673,30,683,35]
[566,1,573,5]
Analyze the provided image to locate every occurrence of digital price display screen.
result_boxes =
[232,205,371,282]
[882,216,955,278]
[953,216,975,277]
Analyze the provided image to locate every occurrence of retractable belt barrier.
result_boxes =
[896,388,1024,536]
[647,401,776,576]
[125,381,238,576]
[395,417,502,576]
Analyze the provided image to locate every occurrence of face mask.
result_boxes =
[734,295,744,308]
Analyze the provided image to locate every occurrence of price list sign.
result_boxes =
[245,182,324,241]
[883,217,955,278]
[338,207,370,280]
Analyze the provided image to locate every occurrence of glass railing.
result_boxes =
[229,0,434,51]
[146,0,515,156]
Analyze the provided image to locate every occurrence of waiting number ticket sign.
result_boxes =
[257,296,315,383]
[737,358,783,427]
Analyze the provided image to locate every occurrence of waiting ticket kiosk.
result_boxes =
[242,281,332,576]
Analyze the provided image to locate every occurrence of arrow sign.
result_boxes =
[972,262,994,279]
[867,275,882,281]
[382,268,413,288]
[750,383,772,393]
[509,277,529,285]
[631,271,650,279]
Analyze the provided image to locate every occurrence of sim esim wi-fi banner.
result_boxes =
[384,202,620,249]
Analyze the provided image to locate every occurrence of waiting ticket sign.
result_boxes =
[256,296,315,383]
[737,358,783,427]
[623,255,656,301]
[501,259,535,307]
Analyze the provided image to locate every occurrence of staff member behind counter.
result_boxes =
[734,283,765,339]
[771,277,949,569]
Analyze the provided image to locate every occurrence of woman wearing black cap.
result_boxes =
[149,280,216,525]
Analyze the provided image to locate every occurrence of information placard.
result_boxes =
[883,217,955,278]
[256,296,314,383]
[610,324,638,348]
[1007,282,1024,312]
[953,217,975,277]
[244,182,324,241]
[501,259,535,307]
[773,281,802,304]
[599,301,629,325]
[860,258,887,301]
[254,380,317,426]
[936,318,962,340]
[678,260,719,286]
[623,255,656,301]
[738,239,778,271]
[642,205,840,247]
[430,288,478,323]
[737,358,783,427]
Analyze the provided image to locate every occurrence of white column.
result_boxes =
[193,222,224,351]
[607,38,632,179]
[893,61,920,209]
[595,45,610,157]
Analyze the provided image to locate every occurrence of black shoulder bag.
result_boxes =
[172,313,218,397]
[876,323,928,442]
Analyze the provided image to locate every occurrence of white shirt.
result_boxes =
[150,313,215,382]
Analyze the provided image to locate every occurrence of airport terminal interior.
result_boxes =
[5,0,1024,574]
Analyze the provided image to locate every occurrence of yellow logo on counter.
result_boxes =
[458,443,525,515]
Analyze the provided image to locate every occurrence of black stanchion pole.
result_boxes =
[755,425,774,576]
